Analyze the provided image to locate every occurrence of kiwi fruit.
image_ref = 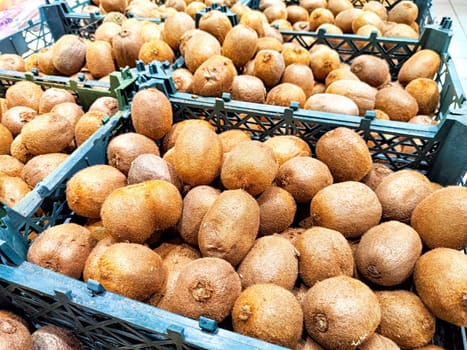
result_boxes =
[27,223,95,279]
[0,317,33,350]
[309,8,335,31]
[411,186,467,250]
[107,132,160,175]
[310,181,382,239]
[198,10,232,45]
[405,78,440,115]
[296,227,354,287]
[239,10,267,37]
[171,68,194,93]
[84,220,110,242]
[0,175,30,208]
[52,34,87,75]
[66,164,126,219]
[0,54,25,71]
[51,102,84,128]
[192,55,237,98]
[112,29,144,68]
[375,85,419,122]
[88,96,118,116]
[177,185,221,246]
[95,21,122,43]
[361,163,394,191]
[257,186,297,236]
[325,67,359,88]
[355,220,422,286]
[230,75,267,104]
[296,336,325,350]
[281,64,315,98]
[335,8,363,33]
[0,310,28,327]
[161,119,215,153]
[304,93,359,116]
[255,37,283,53]
[398,49,441,86]
[388,0,418,25]
[10,134,34,164]
[286,5,309,24]
[186,2,206,19]
[327,0,352,16]
[86,40,117,79]
[198,189,260,266]
[254,49,286,89]
[183,31,221,74]
[263,135,311,166]
[352,10,385,33]
[326,79,376,116]
[221,140,279,196]
[266,82,307,108]
[309,46,341,82]
[282,43,311,67]
[350,55,390,88]
[138,39,175,65]
[21,153,68,189]
[376,290,435,349]
[131,88,172,140]
[232,283,303,348]
[127,153,181,190]
[218,129,251,154]
[1,106,38,136]
[38,88,75,114]
[315,127,372,182]
[5,81,43,111]
[31,325,83,350]
[0,155,24,177]
[83,236,116,282]
[358,333,400,350]
[362,1,388,20]
[74,111,106,147]
[0,123,13,155]
[413,346,446,350]
[162,12,196,51]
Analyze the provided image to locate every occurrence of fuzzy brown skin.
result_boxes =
[0,175,30,208]
[183,32,221,73]
[375,86,419,122]
[310,181,382,239]
[350,55,390,88]
[218,129,251,154]
[257,186,296,236]
[282,44,311,67]
[177,185,220,246]
[5,81,43,111]
[163,257,241,322]
[230,75,267,104]
[232,283,303,348]
[0,124,12,155]
[83,236,116,282]
[254,49,285,89]
[86,40,116,79]
[388,1,418,24]
[222,24,258,68]
[255,37,283,53]
[237,235,298,290]
[111,29,143,69]
[198,189,260,266]
[239,10,266,37]
[308,8,335,31]
[414,248,467,327]
[281,64,315,98]
[131,88,173,140]
[0,54,25,71]
[198,10,232,45]
[171,68,194,93]
[10,134,33,164]
[327,0,352,16]
[38,88,75,114]
[66,164,126,219]
[358,333,400,350]
[325,68,359,88]
[95,21,121,44]
[304,93,359,116]
[352,10,385,33]
[335,8,363,33]
[362,1,387,20]
[2,106,38,136]
[27,223,94,279]
[309,46,341,82]
[356,221,422,286]
[32,325,83,350]
[73,111,106,147]
[315,127,372,183]
[413,346,446,350]
[296,336,325,350]
[276,227,306,246]
[398,49,441,85]
[326,79,376,116]
[361,163,394,191]
[52,35,87,75]
[264,135,311,167]
[107,132,160,175]
[173,123,223,186]
[192,55,237,98]
[161,12,195,51]
[127,154,181,190]
[51,102,84,128]
[0,155,24,177]
[287,5,309,24]
[296,227,354,288]
[405,78,440,115]
[376,290,435,349]
[221,140,279,196]
[411,186,467,250]
[0,317,32,350]
[22,153,68,189]
[37,47,61,75]
[161,119,214,153]
[0,310,28,328]
[89,97,119,116]
[303,276,381,350]
[138,39,175,65]
[266,83,307,108]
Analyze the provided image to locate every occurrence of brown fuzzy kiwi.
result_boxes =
[299,0,327,12]
[405,78,440,115]
[275,156,333,203]
[327,0,352,16]
[0,123,13,155]
[383,23,418,45]
[296,227,354,287]
[0,54,25,71]
[255,37,283,53]
[303,275,381,349]
[138,39,175,65]
[411,186,467,250]
[361,163,394,191]
[388,1,418,25]
[84,220,110,241]
[52,35,87,75]
[335,8,363,33]
[325,79,376,116]
[413,346,446,350]
[309,46,340,82]
[88,96,119,116]
[221,140,279,196]
[325,67,359,88]
[127,153,181,190]
[186,1,206,19]
[350,55,390,88]
[5,81,43,111]
[183,31,221,73]
[27,223,94,279]
[266,82,306,108]
[198,189,260,266]
[362,1,388,21]
[21,153,68,189]
[178,29,204,56]
[198,10,232,44]
[95,21,122,43]
[177,185,221,245]
[0,310,28,328]
[375,169,433,223]
[281,64,315,98]
[0,175,30,207]
[66,164,126,219]
[230,75,266,104]
[131,88,172,140]
[355,24,382,48]
[10,134,34,164]
[86,40,116,79]
[31,325,83,350]
[140,22,163,42]
[254,49,286,89]
[112,29,144,68]
[310,181,382,239]
[414,248,467,327]
[222,24,258,69]
[83,236,117,282]
[161,119,215,153]
[1,106,38,136]
[296,336,325,350]
[21,113,74,155]
[237,235,298,290]
[172,123,223,186]
[355,221,422,286]
[94,242,166,301]
[0,317,32,350]
[74,111,106,147]
[100,0,127,13]
[0,155,24,177]
[192,55,237,98]
[239,10,267,37]
[375,86,419,122]
[263,135,311,166]
[107,132,160,175]
[163,257,241,322]
[287,5,309,24]
[263,4,287,23]
[304,93,359,116]
[24,53,39,72]
[38,88,75,114]
[161,12,195,51]
[398,49,441,85]
[171,68,194,93]
[282,44,311,66]
[376,290,435,349]
[352,10,385,33]
[218,129,251,154]
[315,127,372,182]
[309,8,335,31]
[50,102,84,128]
[358,333,401,350]
[257,185,297,236]
[37,47,61,75]
[232,283,303,348]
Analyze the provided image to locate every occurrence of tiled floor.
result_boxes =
[432,0,467,93]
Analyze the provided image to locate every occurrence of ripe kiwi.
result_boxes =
[303,275,381,349]
[31,325,83,350]
[362,1,388,21]
[352,10,385,33]
[326,79,376,116]
[221,140,279,196]
[21,113,74,155]
[140,22,163,42]
[255,37,283,53]
[358,333,400,350]
[405,78,440,115]
[5,81,43,111]
[0,124,13,155]
[376,290,435,349]
[86,40,116,79]
[37,47,61,74]
[0,54,25,71]
[171,68,194,93]
[100,0,127,13]
[222,24,258,69]
[276,156,333,203]
[95,21,121,43]
[309,46,340,82]
[287,5,309,24]
[89,96,118,116]
[361,163,394,191]
[266,82,307,108]
[398,49,441,85]
[315,127,372,182]
[10,134,34,164]
[413,346,445,350]
[282,43,311,67]
[162,12,195,51]
[52,35,87,75]
[325,67,359,88]
[411,186,467,250]
[263,135,311,166]
[66,164,126,219]
[239,10,267,37]
[186,1,206,19]
[304,93,359,116]
[232,283,303,348]
[198,10,232,45]
[27,223,94,279]
[83,236,116,282]
[183,31,221,73]
[172,123,223,186]
[257,185,296,236]
[74,110,106,147]
[296,227,354,287]
[281,64,315,98]
[192,55,237,98]
[0,310,28,327]
[388,0,418,25]
[0,175,30,208]
[309,8,335,31]
[335,8,363,33]
[38,88,75,114]
[254,49,286,89]
[161,119,215,153]
[138,39,175,65]
[0,155,24,177]
[355,220,422,286]
[1,106,38,136]
[327,0,352,16]
[264,3,287,23]
[310,181,382,239]
[375,169,433,223]
[375,86,419,122]
[51,102,84,128]
[296,336,325,350]
[198,189,260,266]
[107,132,160,175]
[177,185,220,245]
[0,317,32,350]
[127,153,181,190]
[112,29,144,68]
[21,153,68,188]
[230,75,267,104]
[350,55,390,88]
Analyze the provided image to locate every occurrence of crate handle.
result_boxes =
[198,316,218,333]
[86,279,106,296]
